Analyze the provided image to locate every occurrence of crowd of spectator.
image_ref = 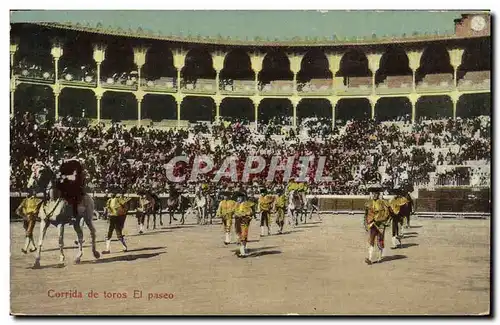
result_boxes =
[10,110,491,195]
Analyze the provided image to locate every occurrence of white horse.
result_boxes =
[27,163,100,268]
[194,190,209,225]
[287,190,306,226]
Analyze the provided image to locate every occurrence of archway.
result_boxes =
[180,96,215,122]
[12,24,53,74]
[219,98,254,123]
[220,50,254,80]
[375,97,411,122]
[59,88,97,119]
[59,30,95,82]
[297,99,332,123]
[375,46,412,85]
[258,51,293,83]
[181,49,216,83]
[258,98,292,124]
[457,38,491,82]
[14,84,54,117]
[415,95,453,120]
[142,43,176,81]
[297,49,332,82]
[142,94,177,121]
[416,44,453,83]
[456,93,491,118]
[100,36,136,80]
[101,91,137,121]
[336,98,370,123]
[337,49,371,77]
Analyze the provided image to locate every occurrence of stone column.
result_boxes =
[288,53,303,95]
[173,49,187,93]
[136,93,144,126]
[51,44,63,84]
[214,96,223,122]
[134,46,148,90]
[329,96,339,129]
[93,45,106,87]
[53,86,60,121]
[327,53,342,93]
[450,91,460,120]
[448,48,464,88]
[95,91,103,122]
[367,53,382,94]
[368,95,379,120]
[407,51,423,92]
[176,95,184,128]
[10,44,17,117]
[10,88,15,117]
[290,97,300,128]
[408,93,419,124]
[212,51,226,93]
[252,96,262,129]
[250,52,265,95]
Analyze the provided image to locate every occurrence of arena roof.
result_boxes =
[10,10,488,46]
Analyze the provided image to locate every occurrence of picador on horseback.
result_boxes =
[27,144,100,268]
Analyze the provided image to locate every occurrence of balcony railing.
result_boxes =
[182,79,217,95]
[140,78,177,93]
[101,77,138,91]
[59,73,97,87]
[14,68,55,84]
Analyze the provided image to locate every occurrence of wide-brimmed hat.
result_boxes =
[367,183,383,193]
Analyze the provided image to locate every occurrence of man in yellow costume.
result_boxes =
[388,188,412,249]
[15,190,42,254]
[273,188,287,234]
[216,191,237,245]
[233,192,255,257]
[364,185,390,265]
[258,188,275,236]
[102,190,132,254]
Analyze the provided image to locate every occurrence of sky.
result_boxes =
[9,10,471,40]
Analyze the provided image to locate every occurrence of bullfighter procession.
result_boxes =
[9,9,491,316]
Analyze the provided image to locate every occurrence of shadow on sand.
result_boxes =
[123,246,166,253]
[399,243,419,249]
[28,263,65,270]
[79,251,165,265]
[381,254,407,263]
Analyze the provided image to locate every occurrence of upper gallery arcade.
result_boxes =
[9,11,491,127]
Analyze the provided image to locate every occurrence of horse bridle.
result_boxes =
[42,197,62,220]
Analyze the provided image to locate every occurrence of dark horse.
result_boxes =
[388,192,413,249]
[166,188,190,225]
[146,191,163,229]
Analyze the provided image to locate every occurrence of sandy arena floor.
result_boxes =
[10,213,490,315]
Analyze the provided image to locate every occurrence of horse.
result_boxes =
[306,196,321,221]
[287,190,306,226]
[166,190,191,225]
[26,163,100,268]
[136,192,155,233]
[387,194,413,249]
[194,190,210,225]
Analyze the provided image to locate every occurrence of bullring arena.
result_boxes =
[9,10,491,316]
[10,212,490,315]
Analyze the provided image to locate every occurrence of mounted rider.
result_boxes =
[56,145,86,218]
